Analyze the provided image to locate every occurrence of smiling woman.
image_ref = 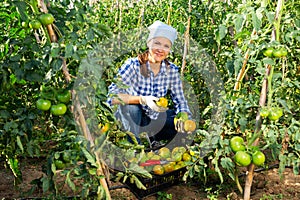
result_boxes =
[107,20,192,145]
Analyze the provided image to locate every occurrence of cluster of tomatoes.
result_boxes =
[263,46,288,58]
[260,106,283,121]
[230,136,266,167]
[36,90,71,116]
[28,13,55,29]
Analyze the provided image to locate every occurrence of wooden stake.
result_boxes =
[233,30,256,91]
[181,0,191,76]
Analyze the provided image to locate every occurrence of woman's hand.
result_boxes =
[140,96,167,112]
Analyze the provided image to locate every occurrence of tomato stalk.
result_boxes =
[274,0,284,42]
[267,65,274,108]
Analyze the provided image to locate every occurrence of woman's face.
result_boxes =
[148,37,172,63]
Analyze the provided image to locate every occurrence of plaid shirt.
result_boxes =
[108,57,190,119]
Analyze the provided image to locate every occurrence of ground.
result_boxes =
[0,158,299,200]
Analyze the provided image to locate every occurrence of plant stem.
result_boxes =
[267,65,274,108]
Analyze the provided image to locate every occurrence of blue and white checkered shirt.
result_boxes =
[108,57,190,119]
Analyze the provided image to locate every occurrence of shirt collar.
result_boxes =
[146,60,168,75]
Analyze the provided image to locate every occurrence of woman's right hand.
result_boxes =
[140,96,167,112]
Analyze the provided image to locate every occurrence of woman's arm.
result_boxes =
[111,93,141,105]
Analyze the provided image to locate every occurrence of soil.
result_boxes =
[0,158,299,200]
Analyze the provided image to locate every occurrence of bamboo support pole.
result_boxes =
[233,30,256,91]
[181,0,191,76]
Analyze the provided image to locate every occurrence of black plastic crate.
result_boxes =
[111,168,186,199]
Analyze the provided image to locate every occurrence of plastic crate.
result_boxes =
[111,167,186,199]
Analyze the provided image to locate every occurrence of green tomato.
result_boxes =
[268,107,283,121]
[272,48,288,58]
[229,136,246,153]
[62,151,71,163]
[176,112,189,120]
[263,48,274,57]
[252,151,265,166]
[50,103,67,116]
[39,13,55,25]
[36,99,51,111]
[57,90,71,103]
[260,107,270,118]
[29,20,42,29]
[54,160,65,170]
[234,151,252,167]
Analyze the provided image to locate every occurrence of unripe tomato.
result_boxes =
[54,160,65,169]
[29,20,42,29]
[234,151,251,167]
[50,103,67,116]
[252,151,265,166]
[263,48,274,57]
[39,13,55,25]
[56,90,71,103]
[229,136,246,153]
[36,99,51,111]
[272,48,288,58]
[260,107,270,118]
[268,107,283,121]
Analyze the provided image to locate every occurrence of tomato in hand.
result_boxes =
[56,90,71,103]
[50,103,67,116]
[234,151,251,167]
[39,13,55,25]
[252,151,265,166]
[36,99,51,111]
[268,107,283,121]
[229,136,246,153]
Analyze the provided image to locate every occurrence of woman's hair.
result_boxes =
[137,50,170,77]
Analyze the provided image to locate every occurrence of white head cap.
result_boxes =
[147,20,177,45]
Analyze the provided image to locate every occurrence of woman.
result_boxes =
[107,21,191,145]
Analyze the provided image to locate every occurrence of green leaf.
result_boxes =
[252,11,261,31]
[262,57,275,66]
[8,158,22,179]
[13,1,28,21]
[16,136,24,153]
[81,147,97,167]
[66,170,76,191]
[133,175,146,190]
[41,176,50,192]
[65,43,74,58]
[51,43,61,58]
[51,58,63,72]
[234,14,245,32]
[220,157,235,180]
